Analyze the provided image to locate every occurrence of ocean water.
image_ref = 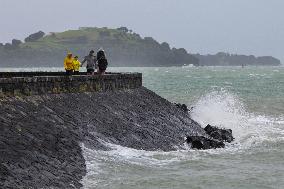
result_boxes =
[83,67,284,189]
[2,66,284,189]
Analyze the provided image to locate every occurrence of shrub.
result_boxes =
[24,31,45,42]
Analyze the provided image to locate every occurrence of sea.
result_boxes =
[2,66,284,189]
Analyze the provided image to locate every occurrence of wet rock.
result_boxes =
[186,136,225,150]
[204,124,234,143]
[0,87,209,188]
[175,103,190,113]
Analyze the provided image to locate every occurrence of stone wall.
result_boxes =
[0,72,142,97]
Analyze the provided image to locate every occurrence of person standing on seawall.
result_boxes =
[73,56,81,75]
[97,48,108,75]
[81,50,97,75]
[64,52,74,75]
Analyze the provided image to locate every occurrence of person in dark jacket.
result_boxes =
[96,48,108,75]
[97,48,105,60]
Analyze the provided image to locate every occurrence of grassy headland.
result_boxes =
[0,27,280,67]
[0,27,198,67]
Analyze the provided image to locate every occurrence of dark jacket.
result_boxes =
[98,58,108,71]
[97,50,105,60]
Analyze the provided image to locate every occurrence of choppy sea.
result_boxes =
[2,66,284,189]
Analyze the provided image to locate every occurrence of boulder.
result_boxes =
[175,103,190,113]
[186,136,225,150]
[204,124,234,143]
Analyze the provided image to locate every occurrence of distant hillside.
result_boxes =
[194,52,281,66]
[0,27,281,67]
[0,27,198,67]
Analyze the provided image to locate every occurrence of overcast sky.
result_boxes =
[1,0,283,62]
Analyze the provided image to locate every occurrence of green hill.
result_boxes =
[0,27,281,67]
[0,27,199,67]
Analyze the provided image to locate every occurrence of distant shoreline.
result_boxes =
[0,27,281,67]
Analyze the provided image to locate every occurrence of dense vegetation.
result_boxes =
[0,27,281,67]
[0,27,198,67]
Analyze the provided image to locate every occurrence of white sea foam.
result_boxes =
[190,90,284,150]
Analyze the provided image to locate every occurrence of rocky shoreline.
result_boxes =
[0,87,233,188]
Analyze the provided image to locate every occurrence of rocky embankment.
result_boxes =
[0,87,233,188]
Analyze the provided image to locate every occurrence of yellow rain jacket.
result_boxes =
[64,57,74,70]
[73,59,81,71]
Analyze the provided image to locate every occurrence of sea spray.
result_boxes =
[190,90,284,150]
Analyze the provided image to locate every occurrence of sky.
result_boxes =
[0,0,284,62]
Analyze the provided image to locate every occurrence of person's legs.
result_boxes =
[98,69,106,75]
[87,69,94,75]
[66,70,73,75]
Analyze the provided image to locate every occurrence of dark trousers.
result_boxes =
[87,69,94,75]
[65,70,73,75]
[98,68,106,75]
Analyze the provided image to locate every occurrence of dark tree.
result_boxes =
[117,27,129,33]
[12,39,22,47]
[24,31,45,42]
[132,33,141,39]
[4,43,14,50]
[161,42,170,51]
[173,48,187,56]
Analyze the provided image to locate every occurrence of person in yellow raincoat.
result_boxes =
[72,56,81,75]
[64,52,74,75]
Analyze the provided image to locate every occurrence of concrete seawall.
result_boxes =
[0,72,142,96]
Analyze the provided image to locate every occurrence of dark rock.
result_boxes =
[175,103,190,113]
[186,136,225,149]
[0,163,10,183]
[204,124,234,143]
